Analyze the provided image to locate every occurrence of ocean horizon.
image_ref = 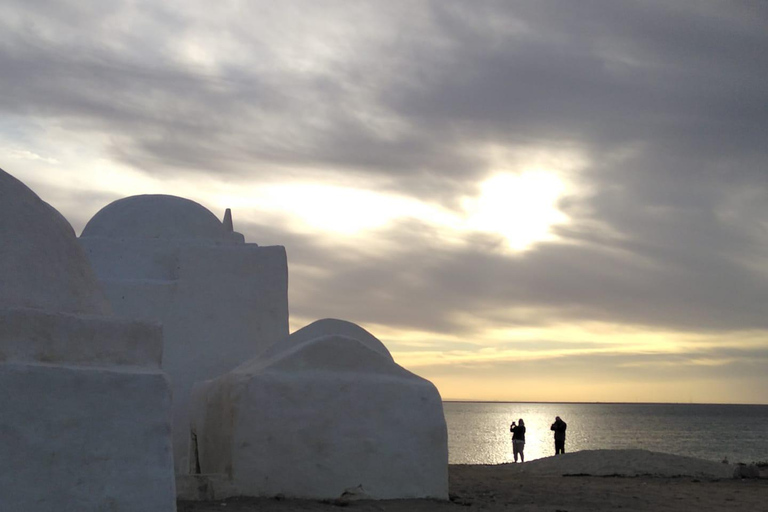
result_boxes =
[443,401,768,465]
[444,399,768,406]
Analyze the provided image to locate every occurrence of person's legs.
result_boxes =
[512,441,520,462]
[520,443,525,463]
[555,440,564,454]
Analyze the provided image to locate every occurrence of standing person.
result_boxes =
[550,416,567,455]
[509,418,526,463]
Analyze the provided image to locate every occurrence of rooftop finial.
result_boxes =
[222,208,234,232]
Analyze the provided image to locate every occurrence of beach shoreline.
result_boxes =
[178,450,767,512]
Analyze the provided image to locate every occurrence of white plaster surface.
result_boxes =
[0,169,177,512]
[0,307,162,368]
[191,322,448,500]
[82,194,230,241]
[80,195,289,470]
[0,363,176,512]
[175,474,238,501]
[0,169,109,315]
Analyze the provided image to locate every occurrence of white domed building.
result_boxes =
[0,169,176,511]
[80,194,289,471]
[190,319,448,500]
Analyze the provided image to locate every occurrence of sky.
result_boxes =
[2,1,768,404]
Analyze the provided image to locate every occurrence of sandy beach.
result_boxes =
[178,450,767,512]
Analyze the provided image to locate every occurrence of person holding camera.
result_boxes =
[509,418,526,463]
[550,416,567,455]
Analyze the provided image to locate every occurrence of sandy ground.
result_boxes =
[178,451,767,512]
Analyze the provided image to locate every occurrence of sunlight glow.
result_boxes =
[227,170,569,252]
[251,183,432,235]
[464,171,567,250]
[7,125,574,253]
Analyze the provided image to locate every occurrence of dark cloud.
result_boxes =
[3,1,767,191]
[3,1,768,398]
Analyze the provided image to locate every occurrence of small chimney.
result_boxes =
[222,208,234,232]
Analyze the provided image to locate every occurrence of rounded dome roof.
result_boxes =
[254,318,394,365]
[0,169,110,315]
[81,194,227,240]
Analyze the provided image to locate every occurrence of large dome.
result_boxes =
[0,169,110,315]
[81,194,228,240]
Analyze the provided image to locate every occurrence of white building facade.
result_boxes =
[190,319,449,500]
[0,169,176,512]
[79,195,289,470]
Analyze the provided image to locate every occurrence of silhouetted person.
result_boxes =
[509,418,526,463]
[550,416,567,455]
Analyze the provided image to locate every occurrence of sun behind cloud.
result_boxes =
[226,170,569,252]
[464,170,568,250]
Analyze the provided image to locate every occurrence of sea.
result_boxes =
[443,401,768,465]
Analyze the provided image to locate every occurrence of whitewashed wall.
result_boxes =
[0,312,176,512]
[80,196,289,470]
[191,321,448,500]
[0,169,176,512]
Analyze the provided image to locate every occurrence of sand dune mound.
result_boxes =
[513,450,733,479]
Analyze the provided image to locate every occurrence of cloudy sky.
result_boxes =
[3,1,768,403]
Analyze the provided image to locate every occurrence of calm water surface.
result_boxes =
[444,401,768,465]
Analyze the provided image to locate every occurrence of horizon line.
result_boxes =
[441,399,768,406]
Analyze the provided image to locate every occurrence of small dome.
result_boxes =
[254,318,394,365]
[81,194,228,240]
[276,335,405,372]
[0,169,109,315]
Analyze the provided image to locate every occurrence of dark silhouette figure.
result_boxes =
[550,416,567,455]
[509,418,526,463]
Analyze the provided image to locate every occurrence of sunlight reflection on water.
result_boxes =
[443,401,768,465]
